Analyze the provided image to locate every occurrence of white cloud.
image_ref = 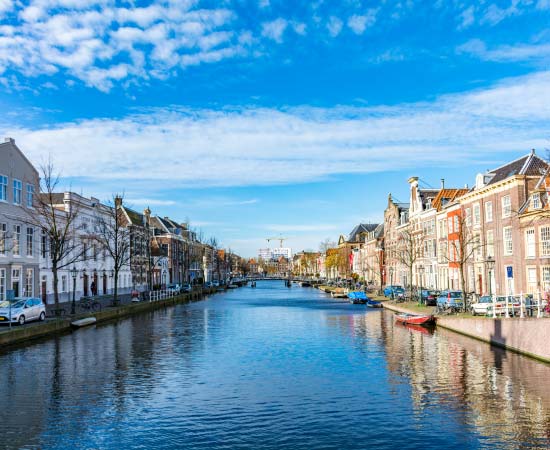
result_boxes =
[481,1,521,26]
[538,0,550,9]
[457,38,550,63]
[7,70,550,193]
[457,6,475,30]
[261,18,287,43]
[0,1,243,91]
[327,16,343,37]
[126,198,178,206]
[347,10,377,35]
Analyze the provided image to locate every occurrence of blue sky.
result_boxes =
[1,0,550,256]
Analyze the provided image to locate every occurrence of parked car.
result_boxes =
[470,295,493,316]
[0,298,46,325]
[204,281,213,288]
[181,283,192,293]
[383,285,405,298]
[421,290,439,306]
[166,283,181,294]
[436,291,464,309]
[212,281,220,287]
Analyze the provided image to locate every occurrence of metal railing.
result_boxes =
[483,293,548,319]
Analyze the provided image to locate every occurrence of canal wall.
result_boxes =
[0,288,217,348]
[383,302,550,363]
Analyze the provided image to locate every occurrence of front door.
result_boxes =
[83,274,89,297]
[103,274,107,295]
[11,268,21,298]
[41,280,47,303]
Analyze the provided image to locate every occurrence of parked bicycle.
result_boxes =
[77,298,102,313]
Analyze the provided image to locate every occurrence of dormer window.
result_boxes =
[532,193,541,209]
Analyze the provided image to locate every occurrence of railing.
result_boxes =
[148,289,179,302]
[484,293,548,319]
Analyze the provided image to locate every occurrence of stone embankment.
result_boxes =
[0,288,217,348]
[383,302,550,363]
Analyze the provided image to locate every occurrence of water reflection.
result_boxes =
[0,282,548,449]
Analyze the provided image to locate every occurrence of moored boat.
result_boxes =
[366,299,382,308]
[348,291,368,304]
[395,313,435,326]
[71,317,97,329]
[300,281,312,287]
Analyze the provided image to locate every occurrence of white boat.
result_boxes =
[71,317,97,328]
[227,284,239,289]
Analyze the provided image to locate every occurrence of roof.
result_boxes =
[432,188,469,211]
[486,150,548,186]
[348,223,379,243]
[38,192,65,204]
[123,206,145,226]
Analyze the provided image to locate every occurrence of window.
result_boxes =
[13,179,22,205]
[0,223,5,255]
[475,233,483,260]
[527,267,537,294]
[0,175,7,201]
[26,227,33,257]
[473,204,480,226]
[542,266,550,291]
[13,225,20,255]
[503,227,513,255]
[465,208,472,226]
[485,201,493,223]
[454,216,459,232]
[0,269,4,300]
[25,268,33,297]
[532,193,541,209]
[61,275,67,293]
[526,229,536,259]
[26,184,34,208]
[41,230,47,258]
[502,195,511,218]
[540,226,550,257]
[448,217,453,233]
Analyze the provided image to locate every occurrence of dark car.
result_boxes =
[421,290,439,306]
[384,285,405,298]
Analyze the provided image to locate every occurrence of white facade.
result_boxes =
[40,192,134,303]
[258,247,292,261]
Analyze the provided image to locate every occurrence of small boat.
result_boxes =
[348,291,368,304]
[300,281,312,287]
[71,317,97,329]
[395,313,435,326]
[331,288,349,298]
[227,283,239,289]
[366,299,383,308]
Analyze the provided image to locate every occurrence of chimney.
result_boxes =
[4,137,14,144]
[441,178,445,190]
[144,207,151,225]
[114,196,122,208]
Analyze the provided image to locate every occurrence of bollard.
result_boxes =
[520,293,524,318]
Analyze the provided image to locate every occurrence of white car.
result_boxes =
[470,295,493,316]
[0,298,46,325]
[470,295,521,316]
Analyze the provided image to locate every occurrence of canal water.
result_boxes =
[1,281,549,449]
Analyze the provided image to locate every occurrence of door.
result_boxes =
[25,299,36,320]
[83,274,89,297]
[11,268,21,298]
[102,274,107,295]
[41,280,47,303]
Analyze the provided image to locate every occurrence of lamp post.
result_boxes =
[418,265,425,305]
[70,266,78,315]
[389,267,394,300]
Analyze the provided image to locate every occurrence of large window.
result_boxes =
[41,230,47,258]
[13,179,22,205]
[502,195,511,218]
[540,226,550,257]
[0,223,5,255]
[465,208,472,226]
[486,230,494,258]
[13,225,20,256]
[26,184,34,208]
[526,229,536,259]
[25,268,33,297]
[0,175,7,201]
[485,201,493,223]
[503,227,513,255]
[473,204,480,226]
[532,193,541,209]
[26,227,33,257]
[527,267,537,294]
[542,266,550,291]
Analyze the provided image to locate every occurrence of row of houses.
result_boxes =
[315,149,550,297]
[0,138,244,304]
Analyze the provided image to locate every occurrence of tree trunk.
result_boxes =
[460,264,467,312]
[113,269,119,305]
[409,266,414,300]
[52,264,60,310]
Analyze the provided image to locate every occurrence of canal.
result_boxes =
[1,281,549,449]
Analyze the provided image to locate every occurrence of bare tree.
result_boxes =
[445,213,484,310]
[392,228,425,298]
[319,238,336,253]
[94,195,131,305]
[30,162,84,310]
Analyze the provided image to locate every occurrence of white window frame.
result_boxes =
[26,227,33,257]
[26,184,34,208]
[486,230,494,258]
[473,203,480,226]
[503,227,513,256]
[485,201,493,223]
[13,224,20,256]
[502,195,511,218]
[0,175,7,202]
[0,268,5,301]
[13,179,22,205]
[0,223,5,256]
[526,228,536,259]
[532,193,541,209]
[540,226,550,257]
[25,268,33,297]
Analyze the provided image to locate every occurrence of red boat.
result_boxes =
[395,313,435,326]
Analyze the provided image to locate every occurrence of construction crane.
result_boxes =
[266,235,288,248]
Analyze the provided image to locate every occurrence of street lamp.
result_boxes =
[70,266,78,315]
[418,265,425,305]
[485,256,495,296]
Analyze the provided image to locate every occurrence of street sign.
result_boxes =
[506,266,513,279]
